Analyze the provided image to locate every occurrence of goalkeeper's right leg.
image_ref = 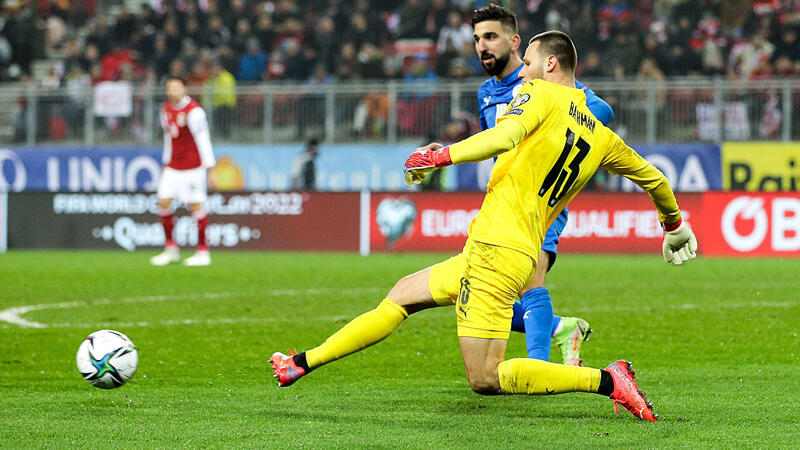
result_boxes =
[269,265,451,387]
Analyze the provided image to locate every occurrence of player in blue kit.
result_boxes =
[471,5,615,365]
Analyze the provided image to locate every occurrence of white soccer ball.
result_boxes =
[76,329,138,389]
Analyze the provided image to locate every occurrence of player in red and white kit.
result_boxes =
[150,77,216,266]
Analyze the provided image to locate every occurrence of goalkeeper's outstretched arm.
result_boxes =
[402,119,528,186]
[600,137,697,265]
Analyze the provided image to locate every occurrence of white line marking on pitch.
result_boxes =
[0,287,386,329]
[0,290,796,329]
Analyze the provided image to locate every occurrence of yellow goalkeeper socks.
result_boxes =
[305,298,408,370]
[498,358,601,395]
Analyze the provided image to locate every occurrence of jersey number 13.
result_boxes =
[538,128,590,207]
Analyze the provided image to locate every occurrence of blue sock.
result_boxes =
[511,301,526,333]
[511,300,560,339]
[551,315,562,337]
[519,287,554,360]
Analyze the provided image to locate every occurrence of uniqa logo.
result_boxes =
[720,197,768,252]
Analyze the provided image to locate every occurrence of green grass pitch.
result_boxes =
[1,251,798,447]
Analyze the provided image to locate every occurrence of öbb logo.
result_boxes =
[721,196,800,252]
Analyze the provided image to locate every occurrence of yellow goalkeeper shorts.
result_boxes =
[429,239,534,339]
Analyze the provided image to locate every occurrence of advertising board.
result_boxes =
[722,143,800,191]
[7,192,359,251]
[701,192,800,256]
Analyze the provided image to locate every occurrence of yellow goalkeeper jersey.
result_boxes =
[463,79,680,261]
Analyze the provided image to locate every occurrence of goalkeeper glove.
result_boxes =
[404,144,452,187]
[662,219,697,265]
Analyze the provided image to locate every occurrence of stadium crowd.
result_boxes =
[2,0,800,87]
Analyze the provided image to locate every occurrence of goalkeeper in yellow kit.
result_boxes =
[270,31,697,422]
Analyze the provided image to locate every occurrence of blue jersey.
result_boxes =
[478,66,615,130]
[478,65,524,131]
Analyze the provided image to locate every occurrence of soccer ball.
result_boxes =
[76,329,138,389]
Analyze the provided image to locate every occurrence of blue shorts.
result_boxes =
[541,207,568,271]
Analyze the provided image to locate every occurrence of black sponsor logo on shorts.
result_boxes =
[458,277,470,305]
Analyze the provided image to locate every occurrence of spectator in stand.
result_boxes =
[100,42,132,81]
[335,42,358,80]
[570,5,598,52]
[182,1,207,29]
[88,63,102,85]
[168,59,187,80]
[273,0,302,24]
[180,39,200,71]
[231,18,255,57]
[434,39,459,77]
[772,28,799,63]
[204,15,231,49]
[436,11,472,54]
[7,0,799,86]
[638,57,667,107]
[309,16,337,74]
[737,33,775,78]
[773,55,797,76]
[382,56,403,80]
[670,16,695,49]
[276,17,305,51]
[139,3,161,32]
[84,15,110,55]
[162,19,183,54]
[114,7,138,39]
[608,32,642,75]
[152,36,172,81]
[699,35,726,76]
[448,57,472,79]
[641,33,670,74]
[357,43,385,80]
[397,0,429,39]
[64,63,89,135]
[750,57,774,79]
[579,51,608,78]
[224,0,249,31]
[61,39,83,72]
[265,48,287,80]
[184,17,204,47]
[207,59,236,139]
[255,13,277,54]
[309,64,333,84]
[544,1,571,32]
[284,41,309,80]
[238,38,267,82]
[216,45,239,77]
[187,60,210,88]
[346,13,373,51]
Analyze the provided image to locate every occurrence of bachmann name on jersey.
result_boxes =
[160,96,216,170]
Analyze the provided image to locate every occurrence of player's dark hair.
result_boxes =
[529,30,577,73]
[471,4,518,35]
[166,76,187,85]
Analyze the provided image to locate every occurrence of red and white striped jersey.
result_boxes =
[160,96,215,170]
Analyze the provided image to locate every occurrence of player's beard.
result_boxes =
[480,49,511,77]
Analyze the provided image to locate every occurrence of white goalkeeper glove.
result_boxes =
[662,219,697,265]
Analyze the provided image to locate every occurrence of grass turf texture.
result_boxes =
[1,251,798,447]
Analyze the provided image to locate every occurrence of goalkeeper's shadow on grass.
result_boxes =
[433,396,624,421]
